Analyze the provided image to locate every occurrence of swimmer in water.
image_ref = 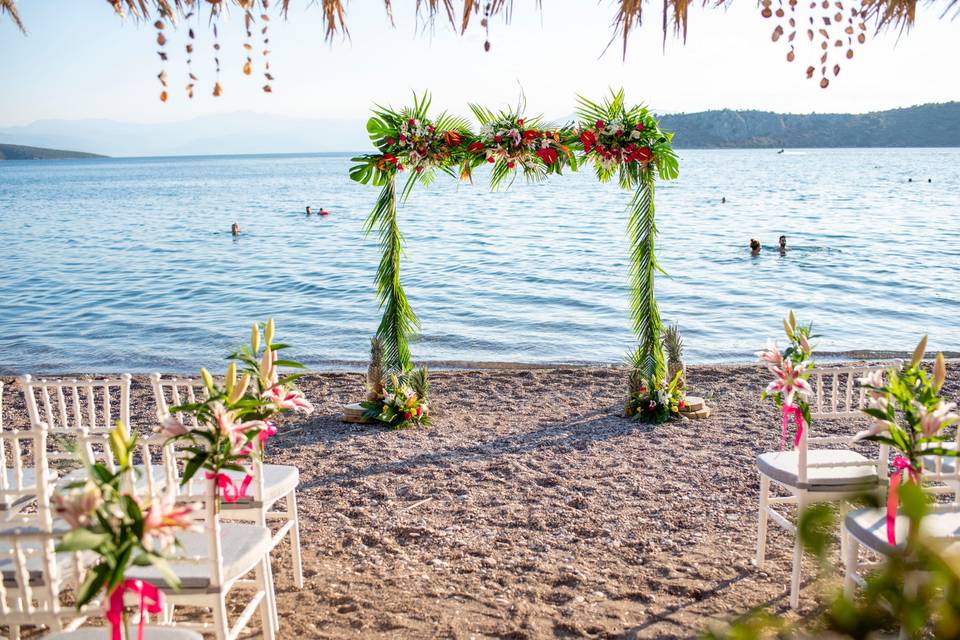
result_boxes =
[306,206,312,216]
[318,208,330,216]
[750,238,762,256]
[721,196,726,204]
[231,222,240,237]
[778,235,787,255]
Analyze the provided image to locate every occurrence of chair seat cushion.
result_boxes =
[183,464,298,508]
[125,523,270,590]
[59,464,167,493]
[846,506,960,556]
[922,441,958,474]
[0,528,77,587]
[757,449,878,490]
[1,467,54,511]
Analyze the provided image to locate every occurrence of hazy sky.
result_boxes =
[1,0,958,126]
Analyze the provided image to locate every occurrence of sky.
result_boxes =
[0,0,958,127]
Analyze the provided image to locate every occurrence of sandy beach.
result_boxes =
[3,362,958,639]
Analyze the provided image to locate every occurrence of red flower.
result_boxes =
[579,131,597,148]
[494,134,503,143]
[517,118,524,126]
[678,400,686,409]
[427,124,435,133]
[444,130,463,147]
[386,137,395,145]
[403,412,412,420]
[407,118,416,126]
[415,406,423,417]
[399,134,407,143]
[523,130,539,141]
[397,163,404,171]
[468,142,485,153]
[415,166,423,173]
[615,129,624,137]
[487,156,495,163]
[595,120,605,130]
[507,161,516,169]
[536,147,558,165]
[635,146,652,164]
[635,123,645,132]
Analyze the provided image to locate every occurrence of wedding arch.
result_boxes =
[349,90,679,382]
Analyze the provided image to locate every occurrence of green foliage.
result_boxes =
[627,178,665,382]
[626,365,685,423]
[361,372,431,429]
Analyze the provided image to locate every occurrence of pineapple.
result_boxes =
[662,323,685,389]
[366,337,386,401]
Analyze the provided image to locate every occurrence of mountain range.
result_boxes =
[0,102,957,158]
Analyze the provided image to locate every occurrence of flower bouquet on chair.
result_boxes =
[758,311,815,450]
[854,336,958,544]
[54,422,198,640]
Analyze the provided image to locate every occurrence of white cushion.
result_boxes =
[757,449,879,490]
[59,464,167,493]
[44,628,203,640]
[125,523,269,590]
[182,464,298,508]
[846,506,960,556]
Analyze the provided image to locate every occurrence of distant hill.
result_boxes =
[0,143,105,160]
[659,102,960,148]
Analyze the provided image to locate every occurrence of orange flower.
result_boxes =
[444,130,463,147]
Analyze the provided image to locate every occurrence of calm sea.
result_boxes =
[1,149,958,374]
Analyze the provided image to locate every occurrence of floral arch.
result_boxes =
[349,90,679,384]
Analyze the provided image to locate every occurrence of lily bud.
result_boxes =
[200,367,214,390]
[799,333,811,354]
[251,323,260,354]
[225,361,236,394]
[911,335,928,368]
[783,318,793,340]
[259,347,273,385]
[265,318,275,347]
[229,373,251,404]
[934,352,947,391]
[788,310,796,331]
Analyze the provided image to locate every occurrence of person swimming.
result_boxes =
[318,208,330,216]
[750,238,762,255]
[721,196,726,204]
[306,206,312,216]
[231,222,240,236]
[778,235,787,255]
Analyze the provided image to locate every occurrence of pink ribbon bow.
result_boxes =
[886,455,920,545]
[205,471,253,503]
[106,578,164,640]
[780,404,805,451]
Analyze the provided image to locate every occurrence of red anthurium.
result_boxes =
[579,130,597,148]
[523,130,539,141]
[595,120,605,130]
[635,146,653,163]
[635,122,645,132]
[468,142,485,153]
[536,147,558,165]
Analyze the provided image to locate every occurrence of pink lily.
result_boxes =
[756,340,783,368]
[262,385,315,415]
[142,492,201,553]
[52,481,102,528]
[852,418,897,443]
[766,359,812,406]
[158,414,189,438]
[211,402,265,455]
[919,401,960,438]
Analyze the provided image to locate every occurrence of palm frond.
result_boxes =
[626,176,665,382]
[1,0,24,33]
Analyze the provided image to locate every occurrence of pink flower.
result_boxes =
[52,482,102,529]
[919,401,959,438]
[211,402,264,455]
[852,418,897,443]
[262,385,315,415]
[798,333,811,353]
[142,492,201,553]
[158,414,188,438]
[766,359,812,407]
[756,340,783,368]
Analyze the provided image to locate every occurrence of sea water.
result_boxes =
[0,148,957,373]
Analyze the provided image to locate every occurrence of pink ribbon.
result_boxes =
[887,456,920,545]
[236,421,277,500]
[205,471,253,503]
[106,578,164,640]
[780,404,805,451]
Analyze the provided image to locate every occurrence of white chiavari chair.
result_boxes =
[150,374,304,595]
[755,362,899,609]
[18,375,165,495]
[1,419,55,527]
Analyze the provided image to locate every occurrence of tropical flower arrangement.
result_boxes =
[758,311,815,449]
[854,336,957,543]
[161,319,313,501]
[54,422,197,636]
[626,369,686,424]
[360,337,430,429]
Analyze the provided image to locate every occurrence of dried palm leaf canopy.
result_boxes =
[3,0,956,95]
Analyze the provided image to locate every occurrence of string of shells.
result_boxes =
[762,0,869,88]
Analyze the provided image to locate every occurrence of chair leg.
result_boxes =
[755,474,770,569]
[257,557,278,640]
[842,520,858,598]
[838,501,849,563]
[212,595,230,640]
[790,494,805,610]
[287,489,304,589]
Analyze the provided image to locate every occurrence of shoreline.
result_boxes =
[3,351,957,378]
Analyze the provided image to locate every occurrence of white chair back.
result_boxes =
[796,362,901,485]
[18,375,132,466]
[0,528,64,627]
[0,422,54,527]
